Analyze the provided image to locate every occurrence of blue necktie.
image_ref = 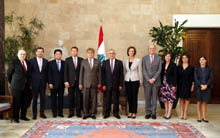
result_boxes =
[57,61,61,71]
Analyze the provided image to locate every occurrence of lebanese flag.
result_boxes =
[98,25,106,65]
[98,25,106,92]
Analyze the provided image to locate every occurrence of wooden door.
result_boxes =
[183,28,220,103]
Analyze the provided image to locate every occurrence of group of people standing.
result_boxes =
[7,44,213,123]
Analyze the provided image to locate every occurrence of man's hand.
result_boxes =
[149,79,155,84]
[49,84,53,89]
[65,82,70,88]
[119,86,123,91]
[103,86,106,91]
[79,85,83,90]
[98,84,102,88]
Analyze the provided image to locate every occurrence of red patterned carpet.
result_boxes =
[22,121,206,138]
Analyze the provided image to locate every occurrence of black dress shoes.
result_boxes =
[14,119,20,123]
[68,114,74,118]
[104,114,110,119]
[21,117,30,121]
[58,114,64,118]
[91,115,96,119]
[145,114,151,119]
[33,116,37,120]
[114,114,121,119]
[40,114,47,119]
[76,113,81,118]
[83,116,88,120]
[152,115,157,120]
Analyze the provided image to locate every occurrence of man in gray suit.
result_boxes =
[79,48,102,119]
[142,44,162,120]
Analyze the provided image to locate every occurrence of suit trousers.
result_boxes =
[125,81,139,113]
[104,87,120,114]
[68,81,82,115]
[11,84,31,120]
[51,85,64,116]
[32,80,46,117]
[83,86,97,117]
[144,84,159,115]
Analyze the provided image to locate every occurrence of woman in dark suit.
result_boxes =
[160,52,177,119]
[124,46,142,119]
[194,56,213,123]
[177,54,194,120]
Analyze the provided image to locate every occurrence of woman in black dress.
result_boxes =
[177,54,194,120]
[194,56,213,123]
[160,52,177,119]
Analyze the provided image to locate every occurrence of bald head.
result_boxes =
[148,44,156,55]
[17,49,26,61]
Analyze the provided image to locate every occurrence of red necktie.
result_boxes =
[22,61,27,72]
[151,56,154,65]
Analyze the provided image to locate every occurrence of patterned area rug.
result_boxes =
[22,121,206,138]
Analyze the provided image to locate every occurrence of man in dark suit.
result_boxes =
[7,49,31,123]
[79,48,101,119]
[102,49,124,119]
[48,49,65,118]
[64,46,83,118]
[29,47,48,119]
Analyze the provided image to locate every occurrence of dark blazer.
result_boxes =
[161,62,177,86]
[79,58,102,88]
[64,56,83,87]
[194,66,213,90]
[48,60,65,89]
[29,57,48,89]
[7,57,29,90]
[102,59,124,90]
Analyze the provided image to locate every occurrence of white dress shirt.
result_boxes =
[37,57,43,72]
[109,59,115,70]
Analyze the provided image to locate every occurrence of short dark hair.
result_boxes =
[127,46,136,56]
[54,49,62,54]
[87,48,95,53]
[36,47,44,52]
[71,46,78,51]
[179,53,190,66]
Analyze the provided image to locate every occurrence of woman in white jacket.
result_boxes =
[124,46,143,119]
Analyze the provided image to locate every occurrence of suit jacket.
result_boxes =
[102,59,124,90]
[124,58,143,83]
[194,66,213,90]
[48,60,65,89]
[161,62,177,86]
[142,55,162,86]
[7,57,29,90]
[29,57,48,89]
[64,56,83,87]
[79,58,101,88]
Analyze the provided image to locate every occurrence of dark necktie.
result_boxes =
[22,61,27,72]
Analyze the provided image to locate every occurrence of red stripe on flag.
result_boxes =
[98,26,103,48]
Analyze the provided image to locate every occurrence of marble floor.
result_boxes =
[0,103,220,138]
